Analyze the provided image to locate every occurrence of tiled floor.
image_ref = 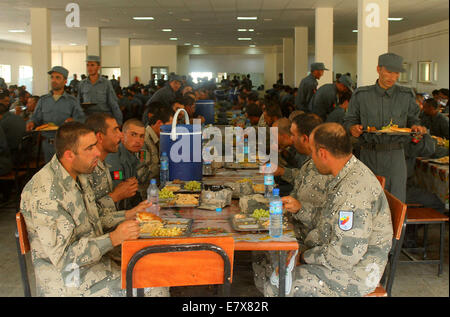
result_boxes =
[0,197,448,297]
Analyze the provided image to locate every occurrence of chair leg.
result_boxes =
[423,225,428,259]
[15,231,31,297]
[439,223,445,276]
[387,224,406,297]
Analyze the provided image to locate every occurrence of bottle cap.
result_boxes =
[273,188,280,196]
[151,179,156,184]
[216,207,222,212]
[162,152,167,156]
[266,163,271,168]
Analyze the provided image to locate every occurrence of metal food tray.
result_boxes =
[163,181,203,193]
[139,217,193,238]
[364,130,416,136]
[224,162,260,169]
[159,194,201,208]
[229,216,269,232]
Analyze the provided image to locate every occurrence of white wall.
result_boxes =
[389,19,449,93]
[189,54,264,73]
[0,40,32,85]
[52,45,86,81]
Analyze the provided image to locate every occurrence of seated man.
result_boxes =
[0,103,26,163]
[137,108,174,198]
[82,113,150,231]
[106,119,145,210]
[245,103,262,126]
[420,98,449,139]
[273,123,393,297]
[325,90,352,125]
[20,121,168,297]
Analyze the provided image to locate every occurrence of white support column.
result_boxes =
[119,38,131,88]
[315,7,334,86]
[282,38,294,87]
[86,27,101,58]
[357,0,389,87]
[30,8,51,95]
[294,27,308,88]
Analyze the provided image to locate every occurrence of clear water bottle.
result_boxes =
[147,179,160,216]
[244,137,249,155]
[264,163,274,198]
[269,188,283,238]
[160,152,169,188]
[203,159,213,175]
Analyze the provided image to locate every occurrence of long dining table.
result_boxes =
[124,167,299,297]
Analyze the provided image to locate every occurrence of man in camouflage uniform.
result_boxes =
[265,123,393,297]
[136,108,174,198]
[344,53,427,202]
[20,122,168,297]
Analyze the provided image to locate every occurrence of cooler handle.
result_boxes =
[171,108,190,141]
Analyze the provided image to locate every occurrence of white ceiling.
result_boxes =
[0,0,448,47]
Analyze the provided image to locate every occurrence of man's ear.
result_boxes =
[63,149,76,162]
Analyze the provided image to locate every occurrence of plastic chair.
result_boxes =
[375,175,385,189]
[400,206,448,276]
[366,189,407,297]
[15,212,32,297]
[121,237,234,297]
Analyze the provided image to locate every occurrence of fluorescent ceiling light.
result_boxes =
[388,17,403,21]
[193,45,200,48]
[238,29,247,32]
[184,43,191,46]
[237,17,257,20]
[249,45,256,47]
[248,29,254,32]
[162,29,172,32]
[352,29,358,33]
[238,38,252,41]
[181,18,191,22]
[169,37,178,40]
[8,29,25,33]
[133,17,154,20]
[69,43,78,46]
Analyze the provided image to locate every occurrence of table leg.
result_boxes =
[278,251,287,297]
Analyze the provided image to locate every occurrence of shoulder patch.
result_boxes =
[339,211,353,231]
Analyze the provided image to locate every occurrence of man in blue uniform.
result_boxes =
[294,62,328,112]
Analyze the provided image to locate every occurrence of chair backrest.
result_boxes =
[384,190,407,241]
[121,236,235,290]
[16,212,30,255]
[376,175,386,189]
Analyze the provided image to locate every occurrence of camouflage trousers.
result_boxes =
[252,251,339,297]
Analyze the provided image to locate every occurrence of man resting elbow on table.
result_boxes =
[20,122,168,297]
[264,123,393,297]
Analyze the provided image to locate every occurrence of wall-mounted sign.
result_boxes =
[365,3,380,28]
[66,3,80,28]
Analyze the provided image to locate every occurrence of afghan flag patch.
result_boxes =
[139,150,147,162]
[112,171,124,180]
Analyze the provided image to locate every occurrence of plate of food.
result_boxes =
[252,184,265,194]
[34,123,59,131]
[230,209,288,232]
[191,227,228,235]
[164,180,202,193]
[159,193,200,208]
[432,136,449,148]
[365,120,415,135]
[137,212,193,238]
[427,156,449,165]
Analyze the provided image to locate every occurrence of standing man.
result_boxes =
[78,55,123,125]
[295,62,328,112]
[145,75,182,110]
[69,74,80,94]
[105,119,145,210]
[311,74,353,122]
[343,53,427,202]
[26,66,86,163]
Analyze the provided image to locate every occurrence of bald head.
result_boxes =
[311,123,352,158]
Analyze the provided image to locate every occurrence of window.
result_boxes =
[19,65,33,93]
[101,67,121,81]
[190,72,213,84]
[0,64,12,84]
[151,66,169,83]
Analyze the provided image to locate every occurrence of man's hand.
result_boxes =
[109,177,139,203]
[281,196,302,214]
[125,200,152,220]
[411,125,427,135]
[109,220,140,247]
[26,121,35,132]
[349,124,364,138]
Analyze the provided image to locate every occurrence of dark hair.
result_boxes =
[246,103,262,117]
[123,118,145,132]
[0,93,8,101]
[312,123,352,158]
[340,90,353,103]
[182,95,195,107]
[292,113,323,136]
[85,112,116,134]
[30,95,40,103]
[0,104,7,115]
[423,98,439,109]
[146,101,165,115]
[264,99,282,118]
[432,89,440,96]
[247,92,259,102]
[55,122,94,159]
[439,88,449,97]
[148,108,174,126]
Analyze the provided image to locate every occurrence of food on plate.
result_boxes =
[389,127,411,133]
[138,212,164,233]
[163,185,181,192]
[252,209,270,219]
[168,193,199,206]
[184,180,201,191]
[435,156,449,164]
[192,227,227,235]
[234,214,246,219]
[172,179,184,184]
[137,212,163,222]
[148,226,184,237]
[159,187,176,199]
[432,136,449,148]
[381,119,397,131]
[35,122,58,131]
[367,126,377,132]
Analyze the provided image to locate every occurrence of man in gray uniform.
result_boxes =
[420,98,449,139]
[78,56,123,125]
[69,74,80,94]
[343,53,427,202]
[26,66,86,163]
[0,103,26,161]
[145,75,182,110]
[295,62,328,112]
[0,125,12,176]
[311,74,353,121]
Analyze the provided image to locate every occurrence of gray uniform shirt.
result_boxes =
[78,76,123,125]
[0,111,25,152]
[420,112,449,139]
[0,126,12,175]
[295,74,318,112]
[311,83,339,121]
[146,84,176,109]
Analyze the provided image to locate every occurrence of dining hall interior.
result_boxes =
[0,0,448,299]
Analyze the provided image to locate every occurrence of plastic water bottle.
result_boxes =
[244,137,249,155]
[147,179,160,216]
[160,152,169,188]
[269,188,283,238]
[264,163,274,198]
